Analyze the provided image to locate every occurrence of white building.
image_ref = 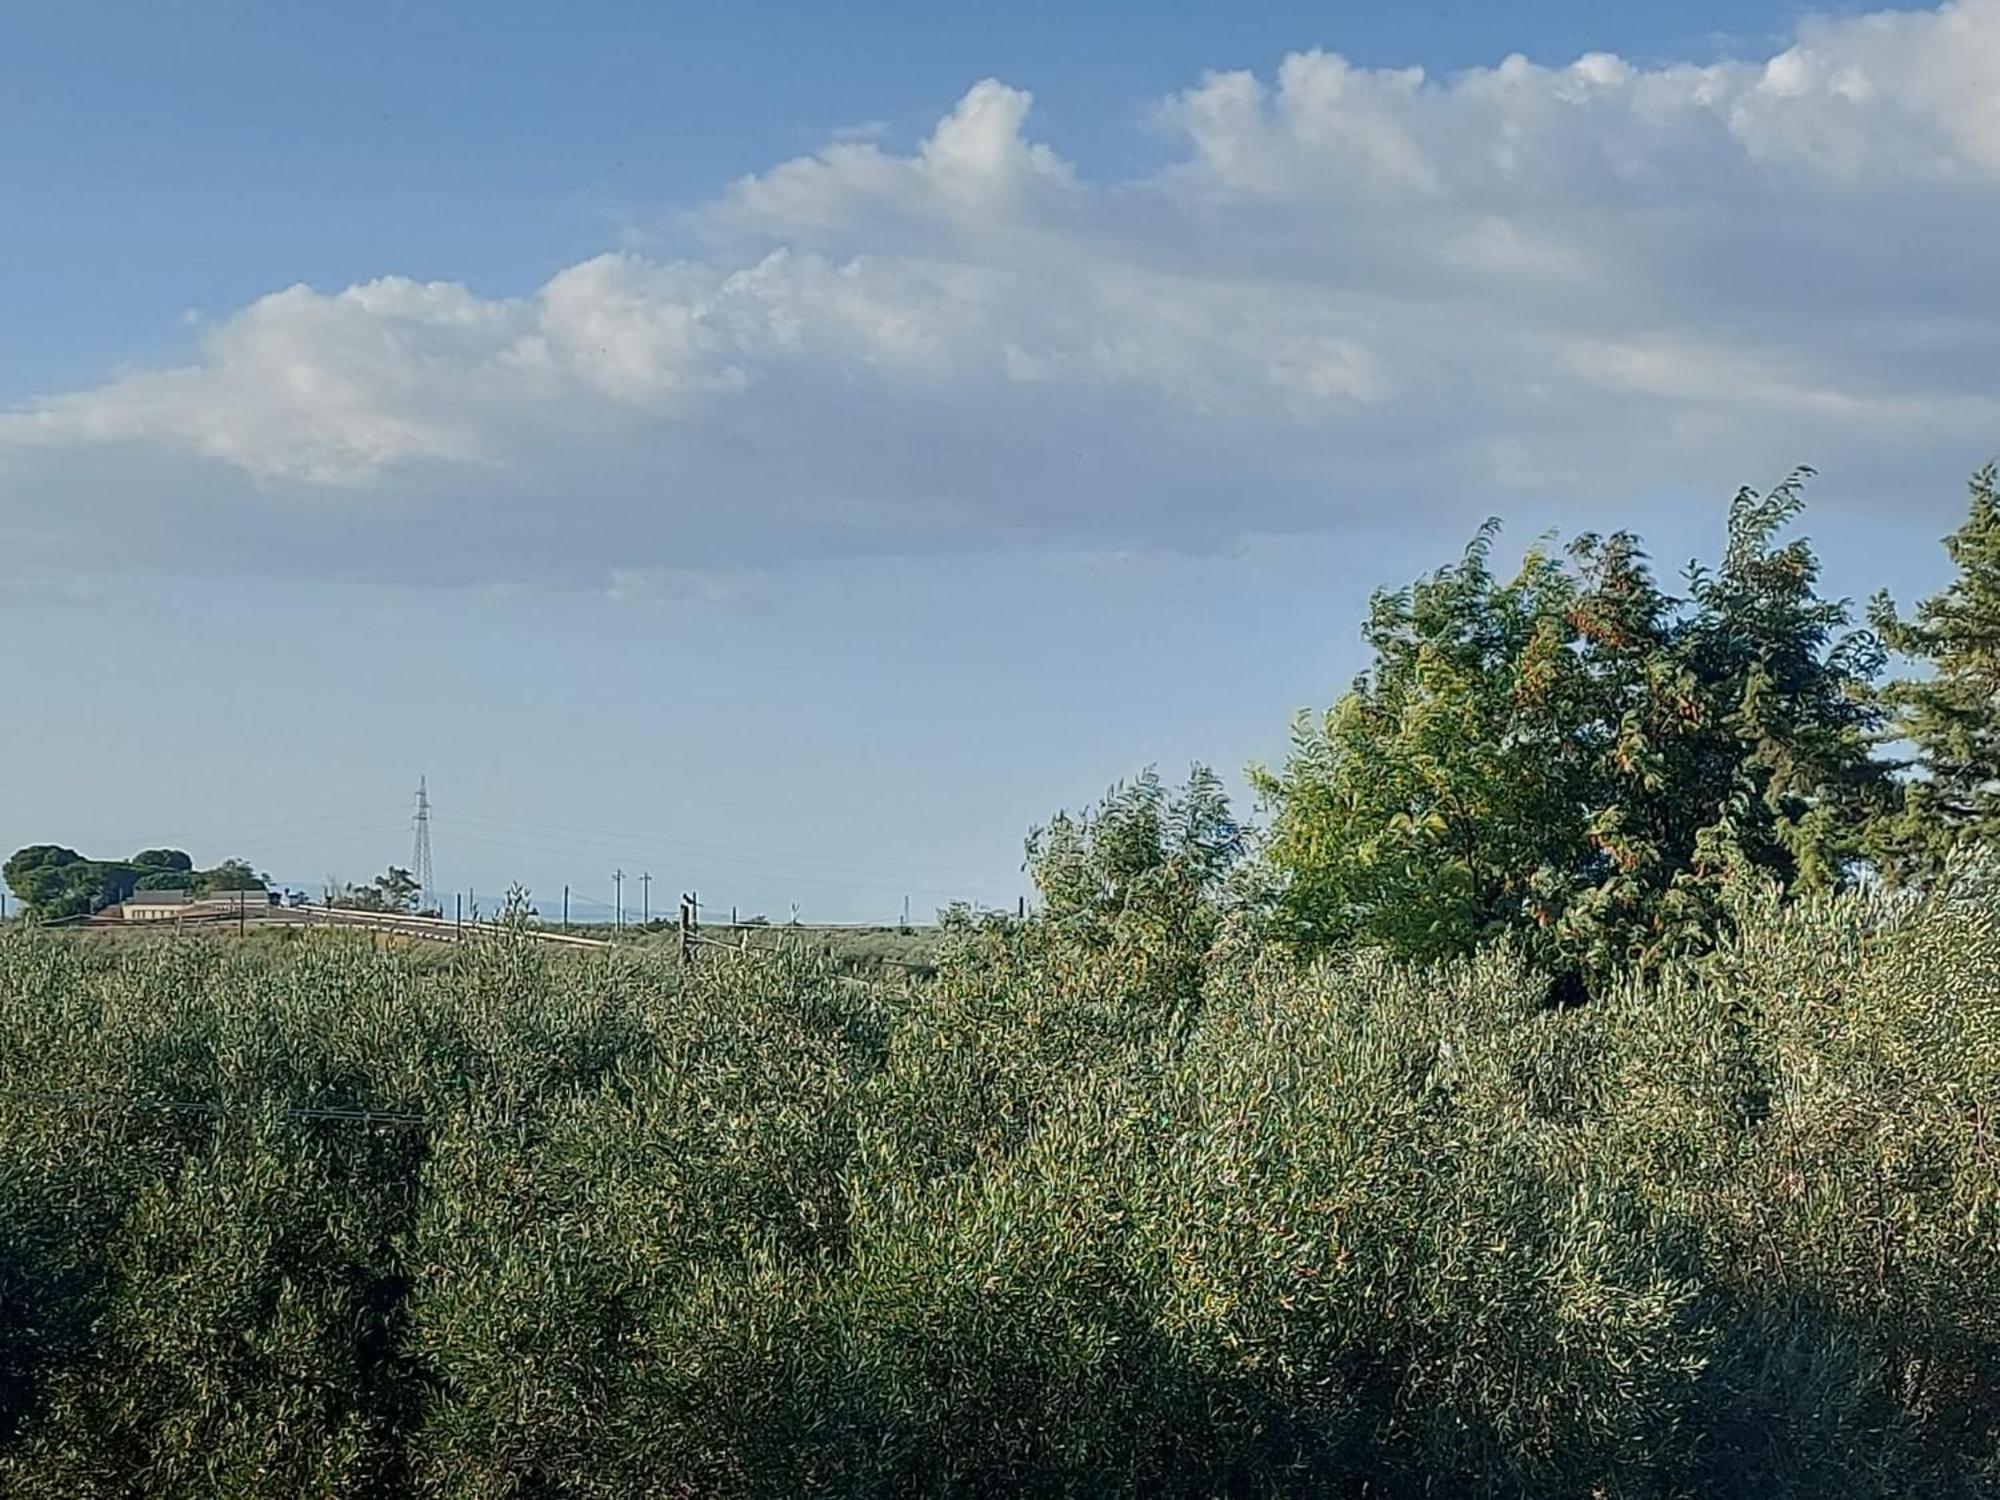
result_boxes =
[123,890,193,921]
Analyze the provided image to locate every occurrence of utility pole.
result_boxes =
[455,892,462,940]
[562,884,570,932]
[679,894,693,966]
[237,889,246,938]
[902,894,910,929]
[640,871,651,926]
[613,869,624,931]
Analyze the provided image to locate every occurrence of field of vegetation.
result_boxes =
[2,882,1997,1497]
[7,470,2000,1494]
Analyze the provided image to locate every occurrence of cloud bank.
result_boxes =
[5,2,1999,588]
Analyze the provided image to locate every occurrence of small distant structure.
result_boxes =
[121,889,278,922]
[124,890,193,921]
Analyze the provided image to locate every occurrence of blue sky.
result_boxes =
[3,1,1996,919]
[3,1,1832,393]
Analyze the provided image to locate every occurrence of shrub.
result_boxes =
[0,883,1996,1496]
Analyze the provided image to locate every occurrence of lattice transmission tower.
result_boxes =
[411,777,435,912]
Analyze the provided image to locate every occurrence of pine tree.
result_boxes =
[1870,464,2000,882]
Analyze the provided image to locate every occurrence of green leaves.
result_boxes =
[1257,474,1892,986]
[1024,767,1247,1016]
[3,885,2000,1493]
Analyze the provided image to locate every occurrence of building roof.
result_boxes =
[126,889,193,906]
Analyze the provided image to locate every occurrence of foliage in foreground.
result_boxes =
[2,882,1997,1497]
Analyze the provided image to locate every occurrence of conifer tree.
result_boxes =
[1870,464,2000,883]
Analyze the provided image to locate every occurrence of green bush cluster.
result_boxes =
[2,884,1996,1497]
[1253,466,2000,989]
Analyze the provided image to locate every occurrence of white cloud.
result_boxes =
[10,279,521,483]
[4,1,1999,587]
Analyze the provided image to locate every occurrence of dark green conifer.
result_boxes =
[1871,464,2000,883]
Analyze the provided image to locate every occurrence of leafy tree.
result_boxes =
[1252,524,1588,966]
[86,864,144,912]
[1025,766,1245,1007]
[337,866,422,914]
[3,846,86,919]
[7,845,280,918]
[377,866,421,913]
[194,859,266,894]
[0,847,146,921]
[1028,766,1243,931]
[1677,475,1889,893]
[1869,464,2000,884]
[129,849,193,873]
[1255,473,1891,985]
[1560,476,1889,972]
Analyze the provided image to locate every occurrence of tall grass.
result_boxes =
[1,887,1996,1496]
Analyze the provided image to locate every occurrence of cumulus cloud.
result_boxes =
[4,1,1999,588]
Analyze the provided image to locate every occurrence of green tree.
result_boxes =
[327,869,418,913]
[1869,464,2000,884]
[1,848,147,921]
[1255,473,1891,986]
[194,859,267,894]
[1677,474,1889,894]
[1251,523,1589,966]
[1025,766,1245,1007]
[129,849,193,873]
[1028,766,1242,928]
[370,866,421,914]
[3,846,87,921]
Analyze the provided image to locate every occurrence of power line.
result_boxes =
[182,807,418,843]
[439,827,1012,905]
[193,802,1025,905]
[443,809,1022,889]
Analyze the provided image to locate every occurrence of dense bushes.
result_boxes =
[2,884,1997,1496]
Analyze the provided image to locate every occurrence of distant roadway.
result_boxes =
[106,901,610,949]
